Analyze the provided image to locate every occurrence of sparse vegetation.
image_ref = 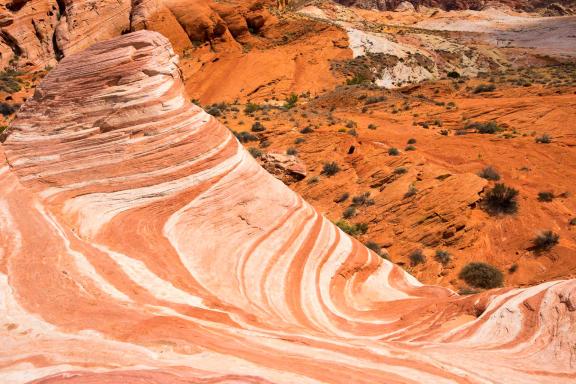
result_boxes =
[466,121,503,134]
[407,138,417,144]
[284,93,298,109]
[434,250,451,266]
[405,145,416,151]
[307,176,319,184]
[294,137,305,144]
[342,206,357,219]
[365,241,386,258]
[538,191,554,202]
[508,264,518,274]
[335,192,350,203]
[459,262,503,289]
[482,183,518,215]
[478,166,500,181]
[351,192,374,207]
[388,147,399,156]
[0,102,18,116]
[322,162,340,176]
[244,102,260,114]
[394,166,407,175]
[404,184,418,198]
[300,126,314,134]
[0,70,22,94]
[286,147,298,156]
[473,84,496,94]
[570,218,576,226]
[368,123,377,130]
[447,71,460,79]
[346,73,369,85]
[251,121,266,132]
[335,220,368,236]
[248,147,262,158]
[535,133,552,144]
[234,131,259,143]
[533,230,559,251]
[409,249,426,266]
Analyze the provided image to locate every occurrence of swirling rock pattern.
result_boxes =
[1,31,575,384]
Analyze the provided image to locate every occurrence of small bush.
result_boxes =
[335,192,350,203]
[447,71,460,79]
[322,162,340,176]
[300,126,314,134]
[248,147,262,158]
[508,264,518,273]
[0,102,18,116]
[535,134,552,144]
[404,184,417,198]
[538,191,554,202]
[368,124,378,130]
[533,230,559,251]
[570,218,576,226]
[473,84,496,94]
[365,241,385,257]
[307,176,319,184]
[365,96,386,105]
[405,145,416,151]
[284,93,298,109]
[478,166,500,181]
[335,220,368,236]
[251,122,266,132]
[347,73,369,85]
[342,206,356,219]
[482,183,518,215]
[440,129,449,136]
[286,147,298,156]
[394,166,407,175]
[407,138,417,144]
[348,128,357,136]
[459,262,503,289]
[244,102,260,114]
[294,137,305,144]
[234,131,259,143]
[409,249,426,266]
[0,70,22,93]
[351,192,374,207]
[346,121,357,129]
[466,121,503,134]
[435,250,451,265]
[388,147,400,156]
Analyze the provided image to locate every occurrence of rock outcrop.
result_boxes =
[334,0,576,12]
[1,31,575,384]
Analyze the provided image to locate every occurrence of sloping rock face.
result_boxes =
[334,0,576,12]
[1,31,575,383]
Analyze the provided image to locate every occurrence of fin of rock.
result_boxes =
[1,31,575,384]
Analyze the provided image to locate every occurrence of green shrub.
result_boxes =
[368,124,378,130]
[407,138,417,144]
[394,166,407,175]
[459,262,503,289]
[284,93,298,109]
[234,131,259,143]
[248,147,262,158]
[434,250,451,265]
[0,102,18,116]
[351,192,374,206]
[244,102,260,114]
[307,176,319,184]
[466,121,503,134]
[537,191,554,202]
[404,184,417,198]
[335,220,368,236]
[342,206,356,219]
[322,162,340,176]
[478,166,500,181]
[251,121,266,132]
[0,70,22,93]
[294,137,305,144]
[300,126,314,134]
[365,241,386,258]
[570,218,576,226]
[533,230,559,251]
[409,249,425,266]
[388,147,399,156]
[347,73,369,85]
[348,128,357,136]
[447,71,460,79]
[405,145,416,151]
[482,183,518,215]
[286,147,298,156]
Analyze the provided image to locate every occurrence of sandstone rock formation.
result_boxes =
[1,31,575,383]
[334,0,576,12]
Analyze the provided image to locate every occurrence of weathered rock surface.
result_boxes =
[0,31,574,383]
[334,0,576,12]
[259,152,307,184]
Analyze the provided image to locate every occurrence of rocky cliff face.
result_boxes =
[0,30,574,384]
[334,0,576,12]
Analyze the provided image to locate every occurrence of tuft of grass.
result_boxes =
[335,220,368,236]
[537,191,554,202]
[334,192,350,203]
[409,249,426,266]
[434,250,451,266]
[248,147,262,158]
[351,192,374,207]
[286,147,298,156]
[478,166,500,181]
[533,230,559,252]
[405,145,416,151]
[535,133,552,144]
[300,126,314,134]
[482,183,518,215]
[342,206,357,219]
[284,93,298,109]
[251,121,266,132]
[388,147,400,156]
[244,102,260,114]
[473,84,496,94]
[322,162,340,176]
[404,184,417,198]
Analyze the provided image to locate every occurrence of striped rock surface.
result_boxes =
[1,30,575,384]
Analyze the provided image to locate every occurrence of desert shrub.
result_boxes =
[294,137,305,144]
[348,128,357,136]
[342,206,356,219]
[286,147,298,155]
[409,249,426,266]
[447,71,460,79]
[482,183,518,215]
[244,102,260,114]
[466,121,503,134]
[251,121,266,132]
[508,264,518,273]
[335,220,368,236]
[248,147,262,158]
[300,126,314,134]
[478,166,500,181]
[0,102,18,116]
[434,250,451,265]
[368,123,377,130]
[459,262,503,289]
[347,73,369,85]
[570,218,576,226]
[351,192,374,206]
[365,241,386,258]
[538,191,554,202]
[533,230,559,251]
[404,184,418,198]
[322,162,340,176]
[535,134,552,144]
[458,288,481,295]
[405,145,416,151]
[0,70,22,93]
[307,176,319,184]
[407,138,417,144]
[335,192,350,203]
[206,103,226,116]
[346,120,357,129]
[260,140,270,148]
[365,96,386,105]
[440,129,449,136]
[473,84,496,94]
[234,131,259,143]
[388,147,399,156]
[284,93,298,109]
[394,166,407,175]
